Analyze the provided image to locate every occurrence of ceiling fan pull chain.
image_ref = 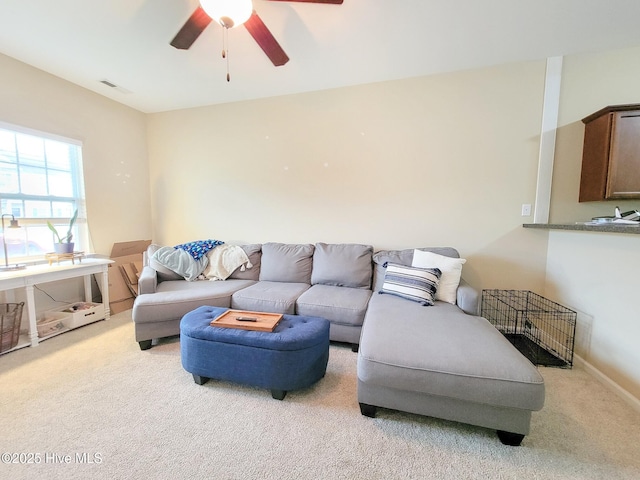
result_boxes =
[226,28,230,82]
[222,30,227,58]
[221,25,227,59]
[220,27,230,82]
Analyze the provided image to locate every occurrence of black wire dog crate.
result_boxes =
[481,290,576,368]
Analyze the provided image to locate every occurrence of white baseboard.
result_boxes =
[574,354,640,414]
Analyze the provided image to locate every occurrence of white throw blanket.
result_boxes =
[203,245,252,281]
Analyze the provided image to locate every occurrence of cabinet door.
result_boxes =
[607,112,640,199]
[579,113,612,202]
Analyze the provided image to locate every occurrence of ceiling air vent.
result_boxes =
[99,79,132,94]
[100,80,118,88]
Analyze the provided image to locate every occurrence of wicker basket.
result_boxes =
[0,302,25,354]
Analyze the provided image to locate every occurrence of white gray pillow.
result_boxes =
[311,243,373,289]
[259,243,314,283]
[411,249,466,304]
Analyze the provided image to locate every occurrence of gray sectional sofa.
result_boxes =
[132,242,544,445]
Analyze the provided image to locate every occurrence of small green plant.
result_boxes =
[47,209,78,243]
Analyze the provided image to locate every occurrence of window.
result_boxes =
[0,122,88,263]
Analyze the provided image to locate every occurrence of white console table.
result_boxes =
[0,258,113,349]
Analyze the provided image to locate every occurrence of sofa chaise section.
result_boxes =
[356,248,545,446]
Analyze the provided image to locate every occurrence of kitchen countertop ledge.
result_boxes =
[523,223,640,234]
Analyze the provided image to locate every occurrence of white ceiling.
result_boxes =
[2,0,640,113]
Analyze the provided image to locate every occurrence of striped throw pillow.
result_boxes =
[379,262,441,306]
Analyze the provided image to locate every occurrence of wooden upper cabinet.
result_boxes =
[579,104,640,202]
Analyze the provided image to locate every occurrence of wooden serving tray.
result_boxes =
[45,252,85,265]
[210,309,283,332]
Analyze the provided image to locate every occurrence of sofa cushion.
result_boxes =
[412,250,466,305]
[358,293,545,411]
[373,247,460,292]
[296,284,372,327]
[259,243,314,283]
[379,263,441,306]
[311,243,373,289]
[229,244,262,281]
[231,281,310,314]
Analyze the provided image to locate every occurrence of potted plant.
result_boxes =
[47,209,78,254]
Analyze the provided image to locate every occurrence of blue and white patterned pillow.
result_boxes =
[379,262,441,306]
[174,239,224,260]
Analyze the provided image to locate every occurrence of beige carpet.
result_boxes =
[1,310,639,480]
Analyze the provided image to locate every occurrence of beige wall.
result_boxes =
[544,231,640,400]
[544,45,640,401]
[0,53,152,311]
[0,53,152,255]
[147,60,549,292]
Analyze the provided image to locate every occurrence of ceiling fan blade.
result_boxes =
[244,12,290,67]
[266,0,344,3]
[170,6,213,50]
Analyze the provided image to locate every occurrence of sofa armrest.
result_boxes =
[137,265,158,295]
[456,278,480,316]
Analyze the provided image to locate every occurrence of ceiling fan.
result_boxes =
[171,0,344,67]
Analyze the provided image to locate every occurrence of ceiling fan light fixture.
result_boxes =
[200,0,253,29]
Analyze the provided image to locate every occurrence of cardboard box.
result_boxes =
[110,298,135,315]
[109,240,151,313]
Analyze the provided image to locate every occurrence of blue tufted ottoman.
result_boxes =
[180,306,330,400]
